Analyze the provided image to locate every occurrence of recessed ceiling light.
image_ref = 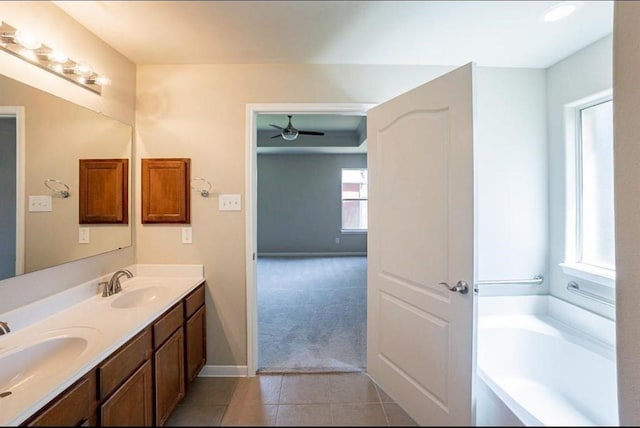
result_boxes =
[543,1,582,22]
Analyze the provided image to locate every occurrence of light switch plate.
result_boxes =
[219,194,241,211]
[29,195,52,212]
[79,227,90,244]
[182,227,193,244]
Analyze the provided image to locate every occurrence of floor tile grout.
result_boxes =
[168,373,415,427]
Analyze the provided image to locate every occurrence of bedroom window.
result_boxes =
[341,168,367,231]
[561,95,615,287]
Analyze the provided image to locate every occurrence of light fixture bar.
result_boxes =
[0,20,105,95]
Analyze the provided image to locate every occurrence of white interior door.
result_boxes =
[366,63,477,426]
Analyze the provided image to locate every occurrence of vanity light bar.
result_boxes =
[0,20,106,95]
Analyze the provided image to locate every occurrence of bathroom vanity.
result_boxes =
[0,265,206,426]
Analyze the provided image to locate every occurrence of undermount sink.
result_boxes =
[0,335,90,393]
[110,286,170,309]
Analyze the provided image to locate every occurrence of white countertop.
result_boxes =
[0,264,205,426]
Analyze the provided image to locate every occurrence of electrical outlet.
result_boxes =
[29,195,53,212]
[335,237,340,244]
[182,227,193,244]
[219,194,241,211]
[79,227,90,244]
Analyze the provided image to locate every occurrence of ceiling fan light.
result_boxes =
[282,128,299,141]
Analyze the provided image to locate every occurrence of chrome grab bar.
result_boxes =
[477,275,544,286]
[567,281,615,307]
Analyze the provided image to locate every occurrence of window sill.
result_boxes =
[341,229,367,234]
[559,262,615,288]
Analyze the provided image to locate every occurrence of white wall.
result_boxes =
[135,63,547,366]
[475,67,548,296]
[0,2,136,312]
[613,2,640,424]
[257,153,367,254]
[547,35,614,319]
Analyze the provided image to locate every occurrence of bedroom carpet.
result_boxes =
[257,256,367,373]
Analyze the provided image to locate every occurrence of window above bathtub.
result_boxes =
[561,91,615,288]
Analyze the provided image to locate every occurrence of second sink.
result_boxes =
[110,286,171,309]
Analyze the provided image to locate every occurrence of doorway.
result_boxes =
[0,107,25,279]
[245,103,374,375]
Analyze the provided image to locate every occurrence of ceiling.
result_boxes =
[256,114,367,155]
[51,1,613,154]
[53,1,613,68]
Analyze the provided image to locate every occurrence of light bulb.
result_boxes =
[95,75,110,86]
[75,63,93,76]
[14,30,41,50]
[48,49,68,63]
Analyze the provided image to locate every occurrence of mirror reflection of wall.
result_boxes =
[0,73,132,280]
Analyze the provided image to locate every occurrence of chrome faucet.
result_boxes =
[102,269,134,297]
[0,321,10,335]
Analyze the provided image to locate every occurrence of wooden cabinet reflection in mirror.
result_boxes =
[79,159,129,224]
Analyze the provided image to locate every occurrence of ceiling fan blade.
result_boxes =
[271,134,282,139]
[269,124,283,130]
[298,131,325,136]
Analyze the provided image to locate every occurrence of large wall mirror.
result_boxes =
[0,73,132,281]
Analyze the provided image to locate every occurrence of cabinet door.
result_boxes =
[141,158,190,223]
[185,305,206,385]
[79,158,129,224]
[101,360,153,427]
[155,328,185,426]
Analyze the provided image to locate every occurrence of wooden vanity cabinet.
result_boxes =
[184,284,206,386]
[21,282,206,427]
[25,370,98,426]
[153,303,185,426]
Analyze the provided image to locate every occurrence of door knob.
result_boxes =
[439,280,469,294]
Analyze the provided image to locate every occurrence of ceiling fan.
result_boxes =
[269,115,325,141]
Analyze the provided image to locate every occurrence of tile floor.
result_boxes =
[166,372,417,426]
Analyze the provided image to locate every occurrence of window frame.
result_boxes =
[340,167,368,233]
[560,91,615,288]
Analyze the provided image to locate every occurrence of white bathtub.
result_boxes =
[476,296,618,426]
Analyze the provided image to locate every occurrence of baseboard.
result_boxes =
[198,365,248,377]
[258,252,367,257]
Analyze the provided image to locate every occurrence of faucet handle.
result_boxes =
[99,281,110,297]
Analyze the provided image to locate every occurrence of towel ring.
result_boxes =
[190,177,212,197]
[44,178,70,198]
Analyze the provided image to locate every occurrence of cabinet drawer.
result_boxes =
[154,303,183,349]
[184,284,205,318]
[28,371,97,426]
[99,328,152,400]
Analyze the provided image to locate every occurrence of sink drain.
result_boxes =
[0,391,11,398]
